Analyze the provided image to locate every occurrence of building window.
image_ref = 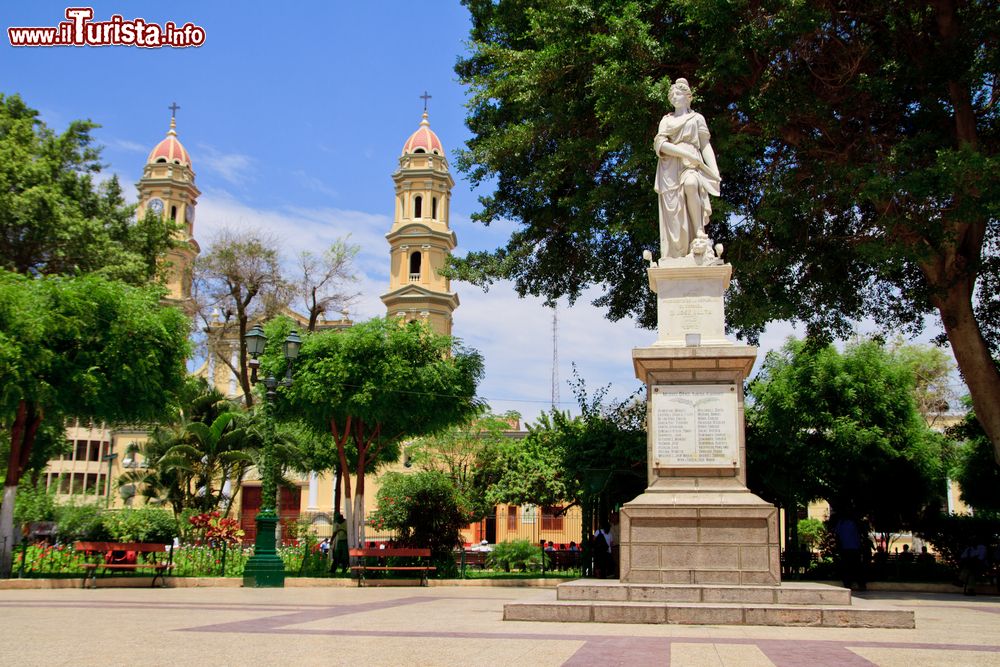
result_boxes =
[414,195,422,219]
[409,251,421,281]
[507,505,518,531]
[170,205,177,221]
[432,197,438,220]
[541,506,564,531]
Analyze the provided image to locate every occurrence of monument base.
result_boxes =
[620,491,780,586]
[503,580,914,628]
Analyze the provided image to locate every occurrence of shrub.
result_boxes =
[487,539,549,572]
[13,477,58,526]
[367,470,471,575]
[100,507,178,543]
[54,502,107,542]
[797,518,826,550]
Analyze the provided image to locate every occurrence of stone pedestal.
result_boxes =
[503,262,914,628]
[243,511,286,588]
[621,342,781,586]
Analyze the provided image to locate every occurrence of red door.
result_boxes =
[240,486,301,544]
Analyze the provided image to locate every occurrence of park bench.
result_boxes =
[455,549,488,571]
[74,541,174,588]
[349,547,435,586]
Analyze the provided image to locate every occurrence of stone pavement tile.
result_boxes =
[714,643,774,666]
[850,648,1000,666]
[672,642,727,665]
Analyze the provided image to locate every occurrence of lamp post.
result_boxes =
[241,324,302,588]
[101,452,117,509]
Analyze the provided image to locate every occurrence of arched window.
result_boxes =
[409,251,422,280]
[170,205,177,221]
[432,197,438,220]
[414,195,422,219]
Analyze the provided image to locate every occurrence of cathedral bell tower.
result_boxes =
[380,108,459,336]
[136,104,200,305]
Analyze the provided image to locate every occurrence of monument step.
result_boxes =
[556,579,852,606]
[503,598,914,628]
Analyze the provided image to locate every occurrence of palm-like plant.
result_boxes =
[225,410,307,514]
[159,412,255,514]
[117,426,190,515]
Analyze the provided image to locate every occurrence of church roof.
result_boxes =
[147,117,191,167]
[401,111,443,156]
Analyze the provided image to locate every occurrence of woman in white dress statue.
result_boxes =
[654,78,721,260]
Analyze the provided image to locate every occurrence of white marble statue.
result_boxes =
[654,78,722,263]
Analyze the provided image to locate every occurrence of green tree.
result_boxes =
[158,412,254,514]
[367,470,472,572]
[951,403,1000,513]
[484,371,646,540]
[117,378,239,516]
[0,93,175,284]
[747,338,949,549]
[453,0,1000,459]
[0,271,190,575]
[273,318,484,549]
[407,410,520,521]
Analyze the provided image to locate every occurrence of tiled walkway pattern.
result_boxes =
[2,587,1000,665]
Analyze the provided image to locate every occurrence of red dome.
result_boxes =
[147,119,191,167]
[401,111,443,156]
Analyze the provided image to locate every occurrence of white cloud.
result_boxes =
[291,170,340,199]
[195,145,255,185]
[108,138,147,154]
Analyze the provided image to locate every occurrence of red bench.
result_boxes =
[74,541,174,588]
[349,547,435,586]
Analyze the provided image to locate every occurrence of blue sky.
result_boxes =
[6,2,921,423]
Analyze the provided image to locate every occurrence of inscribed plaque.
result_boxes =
[651,384,738,467]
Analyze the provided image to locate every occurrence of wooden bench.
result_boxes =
[455,549,488,571]
[349,547,435,586]
[74,541,174,589]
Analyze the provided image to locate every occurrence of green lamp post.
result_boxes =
[242,324,302,588]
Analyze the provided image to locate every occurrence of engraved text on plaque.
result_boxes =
[651,384,739,467]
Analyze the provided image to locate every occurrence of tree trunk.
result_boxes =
[333,463,342,516]
[1,401,41,578]
[354,493,366,548]
[0,485,18,578]
[932,284,1000,463]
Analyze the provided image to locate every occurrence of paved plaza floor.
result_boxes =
[1,585,1000,666]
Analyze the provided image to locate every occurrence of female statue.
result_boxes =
[654,78,721,260]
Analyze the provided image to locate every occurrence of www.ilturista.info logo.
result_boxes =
[8,7,205,48]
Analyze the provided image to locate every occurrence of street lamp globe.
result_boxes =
[283,329,302,360]
[245,324,267,358]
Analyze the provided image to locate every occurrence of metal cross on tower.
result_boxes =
[420,91,432,112]
[168,102,181,119]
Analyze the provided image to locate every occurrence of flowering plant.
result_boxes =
[188,511,245,546]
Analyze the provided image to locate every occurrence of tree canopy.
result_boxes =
[0,93,175,284]
[271,317,484,548]
[453,0,1000,457]
[0,271,190,575]
[746,338,949,542]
